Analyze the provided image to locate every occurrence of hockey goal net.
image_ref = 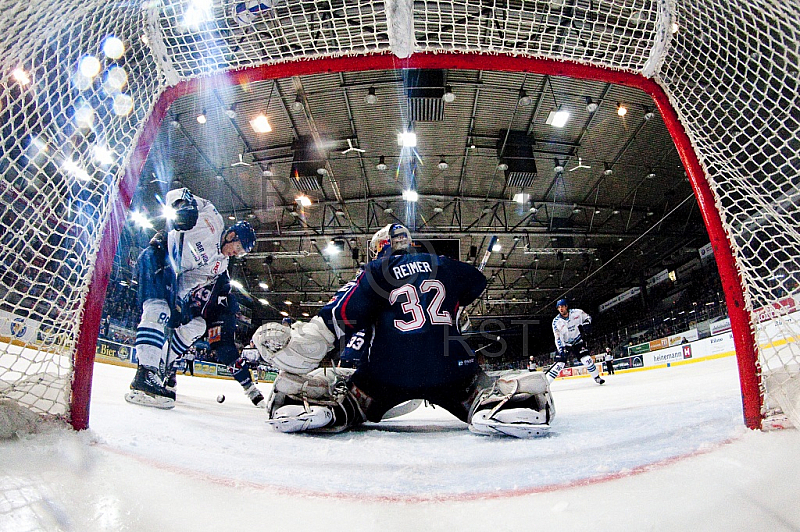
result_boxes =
[0,1,797,431]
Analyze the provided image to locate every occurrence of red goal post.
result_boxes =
[1,1,796,431]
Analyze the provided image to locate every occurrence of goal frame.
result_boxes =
[73,51,761,430]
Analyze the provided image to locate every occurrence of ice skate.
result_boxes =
[243,383,265,407]
[125,365,176,409]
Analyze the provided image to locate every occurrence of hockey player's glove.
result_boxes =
[578,323,592,341]
[149,230,167,251]
[252,316,335,374]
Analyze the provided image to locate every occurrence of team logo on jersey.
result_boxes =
[212,261,221,274]
[208,325,222,343]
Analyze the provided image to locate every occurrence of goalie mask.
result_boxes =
[369,223,411,259]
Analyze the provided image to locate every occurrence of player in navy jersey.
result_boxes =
[252,224,556,438]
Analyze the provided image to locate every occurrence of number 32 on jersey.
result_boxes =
[389,280,451,331]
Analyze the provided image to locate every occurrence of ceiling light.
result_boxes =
[258,281,268,289]
[594,208,602,214]
[196,110,207,124]
[228,214,235,220]
[612,207,620,215]
[225,105,236,119]
[482,205,493,214]
[492,242,502,252]
[546,108,570,128]
[295,195,312,207]
[646,169,657,179]
[302,312,310,317]
[170,117,180,128]
[647,210,655,216]
[397,131,417,148]
[402,189,419,202]
[553,158,564,174]
[518,90,532,106]
[335,209,345,216]
[376,156,388,171]
[513,192,530,204]
[284,300,292,305]
[384,207,393,214]
[442,85,455,103]
[12,68,31,85]
[529,202,537,213]
[291,95,304,112]
[262,163,274,177]
[324,241,341,255]
[258,298,268,305]
[671,22,679,34]
[433,205,444,213]
[643,107,656,121]
[603,162,613,176]
[572,204,582,214]
[365,86,378,104]
[250,114,272,133]
[617,103,628,117]
[586,97,598,113]
[497,161,509,171]
[215,174,224,181]
[279,311,289,317]
[317,167,328,176]
[437,158,449,170]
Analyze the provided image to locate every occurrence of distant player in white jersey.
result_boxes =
[546,298,605,385]
[125,188,262,409]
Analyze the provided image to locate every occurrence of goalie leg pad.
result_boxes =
[267,404,335,433]
[468,371,554,438]
[124,389,175,410]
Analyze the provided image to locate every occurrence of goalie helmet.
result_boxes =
[369,223,411,259]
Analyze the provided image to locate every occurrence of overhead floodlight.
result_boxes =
[491,242,502,252]
[196,110,207,124]
[497,161,509,171]
[324,241,340,255]
[617,103,628,117]
[284,300,292,305]
[546,108,570,128]
[295,195,312,207]
[130,211,152,229]
[553,158,565,174]
[258,281,268,289]
[163,204,177,221]
[258,298,269,305]
[376,155,388,171]
[250,113,272,133]
[603,162,614,176]
[402,189,419,202]
[279,311,289,317]
[513,192,530,204]
[230,280,244,290]
[365,86,378,104]
[437,158,449,170]
[262,163,274,177]
[585,97,598,113]
[518,90,532,106]
[643,107,656,121]
[291,95,304,112]
[224,105,237,119]
[442,85,455,103]
[397,131,417,148]
[12,68,31,85]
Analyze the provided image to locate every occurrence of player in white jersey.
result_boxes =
[125,188,260,409]
[546,298,605,385]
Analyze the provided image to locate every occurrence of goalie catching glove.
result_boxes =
[251,316,335,374]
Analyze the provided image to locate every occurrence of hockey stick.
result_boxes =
[477,235,498,272]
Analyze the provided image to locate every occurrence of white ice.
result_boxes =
[2,356,800,531]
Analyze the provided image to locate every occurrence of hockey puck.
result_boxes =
[216,394,225,403]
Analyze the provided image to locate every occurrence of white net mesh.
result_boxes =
[0,0,797,428]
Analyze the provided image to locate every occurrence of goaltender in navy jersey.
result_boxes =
[319,251,487,391]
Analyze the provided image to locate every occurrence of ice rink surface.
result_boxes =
[3,356,800,531]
